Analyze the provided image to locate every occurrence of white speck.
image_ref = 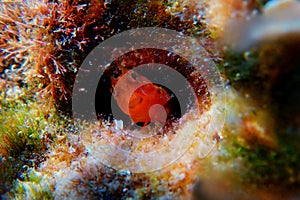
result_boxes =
[114,119,124,130]
[68,147,75,153]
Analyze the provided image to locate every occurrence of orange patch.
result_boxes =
[112,71,171,125]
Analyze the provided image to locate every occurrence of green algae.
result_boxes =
[219,132,300,189]
[10,169,53,200]
[0,98,62,195]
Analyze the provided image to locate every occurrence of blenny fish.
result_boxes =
[111,70,172,126]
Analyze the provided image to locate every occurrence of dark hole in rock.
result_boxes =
[95,48,211,131]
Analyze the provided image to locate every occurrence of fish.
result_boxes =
[111,70,172,126]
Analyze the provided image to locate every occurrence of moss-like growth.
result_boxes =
[0,0,107,114]
[1,0,197,116]
[220,132,300,189]
[10,169,53,200]
[0,98,62,194]
[217,39,300,192]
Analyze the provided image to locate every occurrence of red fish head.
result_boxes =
[112,70,172,126]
